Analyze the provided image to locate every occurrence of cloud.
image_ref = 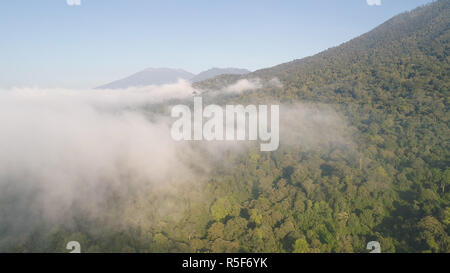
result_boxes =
[67,0,81,6]
[8,80,196,108]
[219,78,282,95]
[221,78,263,94]
[0,80,236,248]
[0,82,209,249]
[0,79,353,250]
[267,78,283,88]
[366,0,381,6]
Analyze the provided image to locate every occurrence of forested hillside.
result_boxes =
[193,0,449,253]
[6,0,449,253]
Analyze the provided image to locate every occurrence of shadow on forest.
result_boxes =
[373,190,421,252]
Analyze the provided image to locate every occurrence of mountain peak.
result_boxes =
[190,67,250,83]
[96,68,195,89]
[97,67,250,89]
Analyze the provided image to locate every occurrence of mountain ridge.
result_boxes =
[190,67,250,83]
[96,67,195,89]
[97,67,250,89]
[196,0,448,90]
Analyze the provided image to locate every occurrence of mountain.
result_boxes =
[199,0,449,91]
[97,67,250,89]
[190,67,250,83]
[96,68,195,89]
[193,0,450,252]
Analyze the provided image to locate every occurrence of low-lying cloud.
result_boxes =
[0,79,353,250]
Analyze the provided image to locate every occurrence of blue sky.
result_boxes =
[0,0,434,88]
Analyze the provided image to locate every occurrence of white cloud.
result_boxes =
[0,83,210,242]
[0,79,260,237]
[222,78,262,94]
[220,78,282,94]
[0,80,353,249]
[67,0,81,6]
[366,0,381,6]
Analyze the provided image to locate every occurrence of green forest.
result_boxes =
[5,0,449,253]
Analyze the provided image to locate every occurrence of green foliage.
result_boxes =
[211,197,240,221]
[293,238,310,253]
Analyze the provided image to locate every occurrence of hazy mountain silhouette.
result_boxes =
[97,67,250,89]
[190,67,250,83]
[96,68,195,89]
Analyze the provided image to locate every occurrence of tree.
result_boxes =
[293,238,310,253]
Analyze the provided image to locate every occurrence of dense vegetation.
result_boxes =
[6,0,449,253]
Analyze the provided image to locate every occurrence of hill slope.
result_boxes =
[195,0,450,252]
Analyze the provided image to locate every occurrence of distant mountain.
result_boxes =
[96,68,195,89]
[97,67,250,89]
[190,67,250,83]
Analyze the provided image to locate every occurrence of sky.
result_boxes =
[0,0,435,88]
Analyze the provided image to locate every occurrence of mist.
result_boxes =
[0,79,353,251]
